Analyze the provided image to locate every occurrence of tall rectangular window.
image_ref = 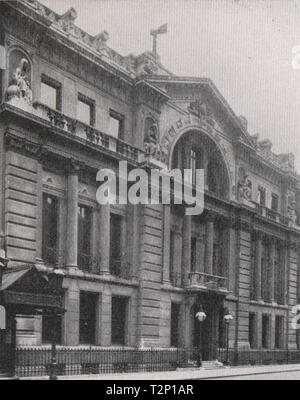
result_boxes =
[258,186,266,206]
[77,93,95,126]
[271,194,279,212]
[79,292,97,345]
[275,316,284,349]
[78,205,92,270]
[42,193,59,265]
[169,231,176,284]
[109,110,124,139]
[41,75,62,110]
[261,241,270,302]
[249,313,257,349]
[111,297,128,346]
[170,303,180,347]
[191,237,197,273]
[262,314,271,349]
[250,233,256,300]
[110,213,123,276]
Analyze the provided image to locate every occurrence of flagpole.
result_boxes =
[152,33,157,55]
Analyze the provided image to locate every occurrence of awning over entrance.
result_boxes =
[0,264,64,314]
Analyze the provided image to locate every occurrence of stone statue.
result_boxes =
[6,58,32,105]
[238,174,252,201]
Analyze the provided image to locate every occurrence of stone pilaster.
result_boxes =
[66,160,80,269]
[99,204,110,275]
[255,231,263,302]
[269,238,276,304]
[205,215,214,275]
[91,206,100,273]
[182,215,192,282]
[196,226,205,273]
[162,205,171,285]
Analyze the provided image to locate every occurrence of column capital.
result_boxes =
[205,210,217,223]
[65,158,84,175]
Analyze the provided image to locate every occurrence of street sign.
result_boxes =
[0,305,6,330]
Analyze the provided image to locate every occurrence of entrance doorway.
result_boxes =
[191,294,223,361]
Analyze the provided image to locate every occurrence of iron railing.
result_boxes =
[217,348,300,366]
[12,347,300,378]
[15,347,186,378]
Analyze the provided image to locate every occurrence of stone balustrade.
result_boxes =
[186,272,228,293]
[32,101,145,164]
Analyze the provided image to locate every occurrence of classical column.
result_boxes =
[99,204,110,275]
[120,216,127,276]
[205,214,214,275]
[269,238,276,304]
[182,215,192,283]
[196,229,205,273]
[255,231,263,302]
[162,205,171,285]
[91,206,100,273]
[66,160,80,269]
[36,160,43,263]
[57,198,67,268]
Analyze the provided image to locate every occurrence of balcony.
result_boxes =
[25,102,145,164]
[254,204,296,228]
[185,272,229,294]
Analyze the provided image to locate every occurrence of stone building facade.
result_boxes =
[0,0,299,359]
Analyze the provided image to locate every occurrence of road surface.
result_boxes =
[213,370,300,380]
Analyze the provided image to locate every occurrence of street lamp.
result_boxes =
[223,308,233,366]
[195,305,206,368]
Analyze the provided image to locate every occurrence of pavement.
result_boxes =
[21,363,300,380]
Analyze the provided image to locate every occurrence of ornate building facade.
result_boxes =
[0,0,299,361]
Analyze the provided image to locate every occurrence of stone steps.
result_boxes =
[178,360,225,371]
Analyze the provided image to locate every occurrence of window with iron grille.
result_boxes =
[78,205,92,270]
[42,193,59,265]
[79,292,97,345]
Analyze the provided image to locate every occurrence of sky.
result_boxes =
[40,0,300,171]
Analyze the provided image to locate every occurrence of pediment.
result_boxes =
[144,76,255,148]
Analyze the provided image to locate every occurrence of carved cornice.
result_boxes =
[5,131,45,160]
